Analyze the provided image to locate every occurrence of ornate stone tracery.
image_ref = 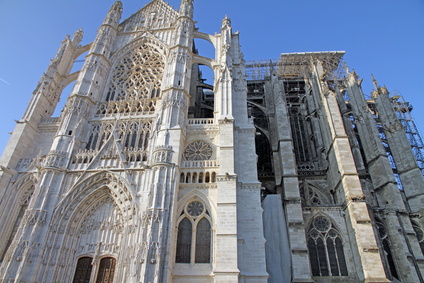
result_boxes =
[183,140,213,161]
[96,42,165,117]
[74,119,153,165]
[307,215,348,277]
[176,197,212,264]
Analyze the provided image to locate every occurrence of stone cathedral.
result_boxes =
[1,0,424,282]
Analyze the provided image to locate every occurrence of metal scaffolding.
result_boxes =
[245,51,346,81]
[391,92,424,174]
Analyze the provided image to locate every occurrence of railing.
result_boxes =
[188,118,214,125]
[40,117,61,124]
[181,160,219,168]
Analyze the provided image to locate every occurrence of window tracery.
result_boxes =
[299,183,326,206]
[75,119,152,164]
[183,141,212,161]
[307,215,348,277]
[176,200,212,264]
[96,43,165,116]
[289,106,311,163]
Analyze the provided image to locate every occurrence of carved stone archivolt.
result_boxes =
[50,172,135,235]
[45,178,132,281]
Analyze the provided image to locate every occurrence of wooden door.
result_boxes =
[96,257,116,283]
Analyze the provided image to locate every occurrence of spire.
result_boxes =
[371,74,380,98]
[371,74,379,90]
[371,75,390,98]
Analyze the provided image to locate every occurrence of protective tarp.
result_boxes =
[262,194,291,283]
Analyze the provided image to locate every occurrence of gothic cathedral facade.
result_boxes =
[0,1,424,282]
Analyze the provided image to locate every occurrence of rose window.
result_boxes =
[313,216,331,232]
[184,141,212,161]
[186,201,205,217]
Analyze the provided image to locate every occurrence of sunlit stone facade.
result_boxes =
[1,1,424,282]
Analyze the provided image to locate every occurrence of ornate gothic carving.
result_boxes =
[43,150,67,168]
[161,91,187,110]
[50,172,135,236]
[24,209,47,226]
[16,158,33,172]
[119,0,178,33]
[99,42,165,117]
[152,145,173,164]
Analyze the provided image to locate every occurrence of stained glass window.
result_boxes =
[176,200,211,264]
[176,218,192,263]
[195,218,211,263]
[307,216,348,277]
[183,141,212,161]
[186,201,204,217]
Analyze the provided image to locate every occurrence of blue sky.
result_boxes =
[0,0,423,153]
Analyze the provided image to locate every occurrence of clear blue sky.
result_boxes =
[0,0,423,153]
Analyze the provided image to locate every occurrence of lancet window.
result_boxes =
[289,106,312,163]
[118,120,152,162]
[299,183,329,206]
[176,200,212,264]
[307,215,348,277]
[375,219,399,280]
[79,119,152,163]
[86,123,113,151]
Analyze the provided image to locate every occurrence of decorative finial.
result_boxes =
[222,15,231,28]
[72,29,84,46]
[371,74,379,90]
[112,1,123,10]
